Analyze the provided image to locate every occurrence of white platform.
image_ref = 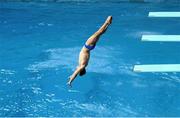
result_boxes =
[142,35,180,42]
[134,64,180,72]
[149,12,180,17]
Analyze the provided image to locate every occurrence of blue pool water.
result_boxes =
[0,1,180,117]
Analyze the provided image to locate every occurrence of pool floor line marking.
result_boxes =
[149,12,180,17]
[142,35,180,42]
[134,64,180,72]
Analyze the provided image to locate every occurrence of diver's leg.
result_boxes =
[86,16,112,45]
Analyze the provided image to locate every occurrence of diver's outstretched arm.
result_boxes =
[67,65,85,87]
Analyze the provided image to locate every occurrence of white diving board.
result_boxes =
[149,12,180,17]
[142,35,180,42]
[134,64,180,72]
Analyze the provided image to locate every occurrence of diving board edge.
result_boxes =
[149,12,180,17]
[141,35,180,42]
[134,64,180,72]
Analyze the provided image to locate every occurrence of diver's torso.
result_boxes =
[79,47,90,66]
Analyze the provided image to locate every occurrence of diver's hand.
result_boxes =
[67,76,72,87]
[67,81,72,88]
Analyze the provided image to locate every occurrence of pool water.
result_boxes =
[0,1,180,117]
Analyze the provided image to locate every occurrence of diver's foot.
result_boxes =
[106,16,112,24]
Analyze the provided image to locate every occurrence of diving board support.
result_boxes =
[134,64,180,72]
[142,35,180,42]
[149,12,180,17]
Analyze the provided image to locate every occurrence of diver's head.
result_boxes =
[79,68,86,76]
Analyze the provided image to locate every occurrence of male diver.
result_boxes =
[67,16,112,87]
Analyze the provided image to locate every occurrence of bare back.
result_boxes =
[79,47,90,67]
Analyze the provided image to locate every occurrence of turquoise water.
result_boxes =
[0,1,180,117]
